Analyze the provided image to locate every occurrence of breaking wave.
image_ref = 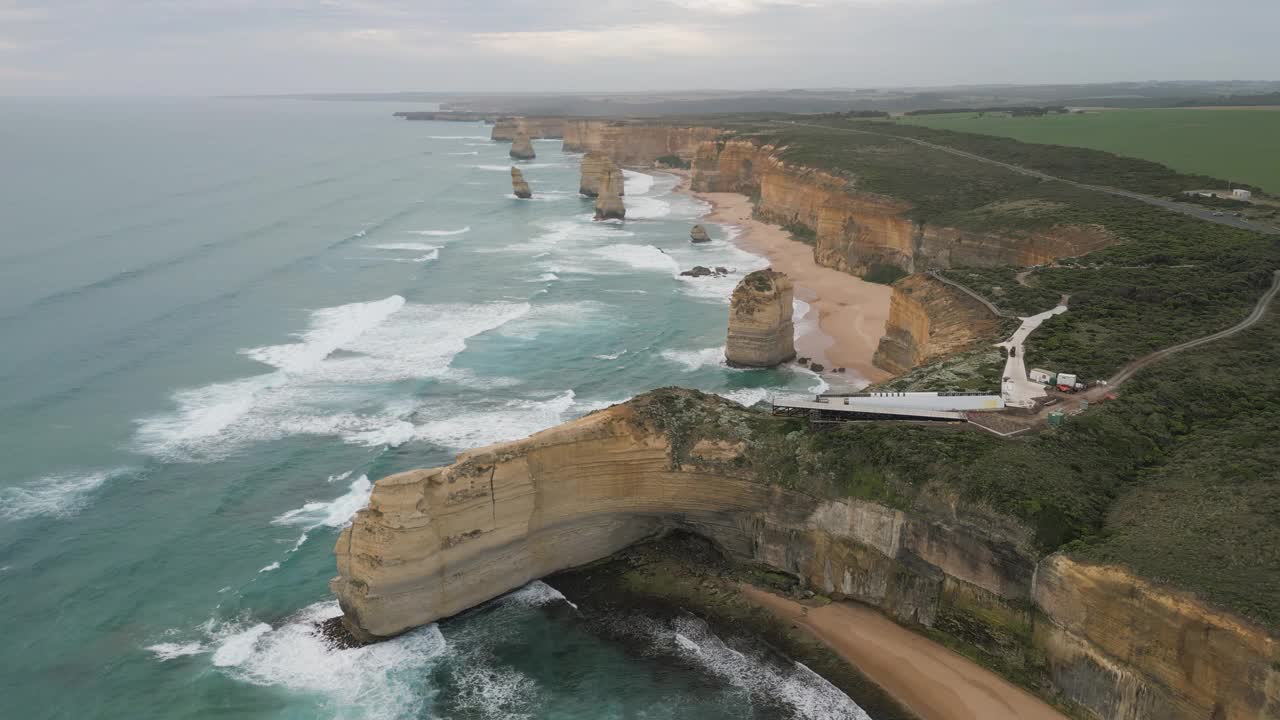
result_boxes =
[0,469,129,522]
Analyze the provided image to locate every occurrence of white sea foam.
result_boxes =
[0,469,126,522]
[393,390,577,451]
[666,614,871,720]
[501,580,579,611]
[593,349,627,360]
[447,151,480,156]
[407,226,470,236]
[591,244,680,273]
[135,300,532,460]
[242,296,406,374]
[622,169,655,196]
[717,387,772,408]
[271,474,372,530]
[475,163,566,172]
[209,601,447,720]
[430,135,489,140]
[660,347,726,371]
[622,195,672,220]
[147,641,208,661]
[259,562,280,573]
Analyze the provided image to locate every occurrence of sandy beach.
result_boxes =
[742,586,1068,720]
[687,187,893,384]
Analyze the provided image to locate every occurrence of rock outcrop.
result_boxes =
[872,274,1002,374]
[510,167,532,199]
[491,116,565,142]
[562,120,722,164]
[509,131,536,160]
[690,224,711,243]
[725,270,795,367]
[688,138,1116,279]
[332,389,1279,720]
[578,151,623,198]
[593,165,625,221]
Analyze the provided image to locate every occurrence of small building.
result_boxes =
[1029,368,1054,385]
[1233,189,1253,201]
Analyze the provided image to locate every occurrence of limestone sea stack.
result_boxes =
[510,167,532,199]
[725,269,796,367]
[578,151,624,197]
[690,224,710,243]
[509,131,536,160]
[594,166,626,221]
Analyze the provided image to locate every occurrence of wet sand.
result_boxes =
[742,586,1069,720]
[689,189,892,384]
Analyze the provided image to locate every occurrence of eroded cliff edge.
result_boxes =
[333,389,1278,720]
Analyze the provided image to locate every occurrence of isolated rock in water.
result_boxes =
[690,224,711,243]
[681,266,713,277]
[594,165,626,221]
[509,131,536,160]
[510,167,532,199]
[810,363,826,372]
[579,151,624,197]
[714,267,728,275]
[725,269,796,368]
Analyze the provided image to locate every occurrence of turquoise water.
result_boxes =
[0,98,862,719]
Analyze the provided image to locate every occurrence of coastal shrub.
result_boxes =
[782,222,816,245]
[655,155,690,169]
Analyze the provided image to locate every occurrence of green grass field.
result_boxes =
[901,108,1280,193]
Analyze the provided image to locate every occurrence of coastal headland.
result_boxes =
[346,114,1280,720]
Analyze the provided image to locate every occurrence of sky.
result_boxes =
[1,0,1278,95]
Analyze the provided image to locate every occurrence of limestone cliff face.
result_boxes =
[578,151,622,198]
[510,167,532,199]
[509,131,536,160]
[594,166,625,221]
[687,138,1115,279]
[562,120,721,165]
[491,116,564,142]
[332,390,1278,720]
[872,274,1001,374]
[725,270,796,367]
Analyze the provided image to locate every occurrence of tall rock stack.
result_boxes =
[594,165,626,220]
[509,131,536,160]
[578,151,624,197]
[690,224,711,243]
[725,270,796,367]
[510,167,532,199]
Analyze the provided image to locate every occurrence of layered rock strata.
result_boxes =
[578,151,622,198]
[690,224,710,243]
[872,274,1002,374]
[332,390,1279,720]
[509,131,536,160]
[491,116,565,142]
[725,270,795,368]
[562,120,722,164]
[594,166,625,221]
[510,167,532,199]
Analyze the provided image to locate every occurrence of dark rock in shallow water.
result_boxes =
[810,363,826,372]
[690,224,711,243]
[797,357,811,366]
[316,615,363,649]
[681,266,714,278]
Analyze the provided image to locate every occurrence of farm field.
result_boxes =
[900,108,1280,193]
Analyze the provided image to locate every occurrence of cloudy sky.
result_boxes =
[1,0,1277,95]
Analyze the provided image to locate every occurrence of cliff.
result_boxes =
[872,274,1002,375]
[331,389,1279,719]
[562,120,722,165]
[510,167,532,199]
[688,139,1115,279]
[725,270,796,367]
[509,131,536,160]
[578,151,622,197]
[491,116,565,142]
[594,166,625,220]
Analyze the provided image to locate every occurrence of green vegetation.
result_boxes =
[655,154,691,169]
[898,108,1280,193]
[782,221,816,245]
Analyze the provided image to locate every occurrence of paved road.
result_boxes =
[1108,269,1280,386]
[927,270,1010,318]
[775,120,1280,236]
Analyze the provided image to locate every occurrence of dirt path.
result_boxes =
[775,120,1280,236]
[742,586,1068,720]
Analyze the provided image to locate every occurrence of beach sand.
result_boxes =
[742,585,1069,720]
[689,188,892,384]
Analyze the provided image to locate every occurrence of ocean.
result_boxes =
[0,98,866,719]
